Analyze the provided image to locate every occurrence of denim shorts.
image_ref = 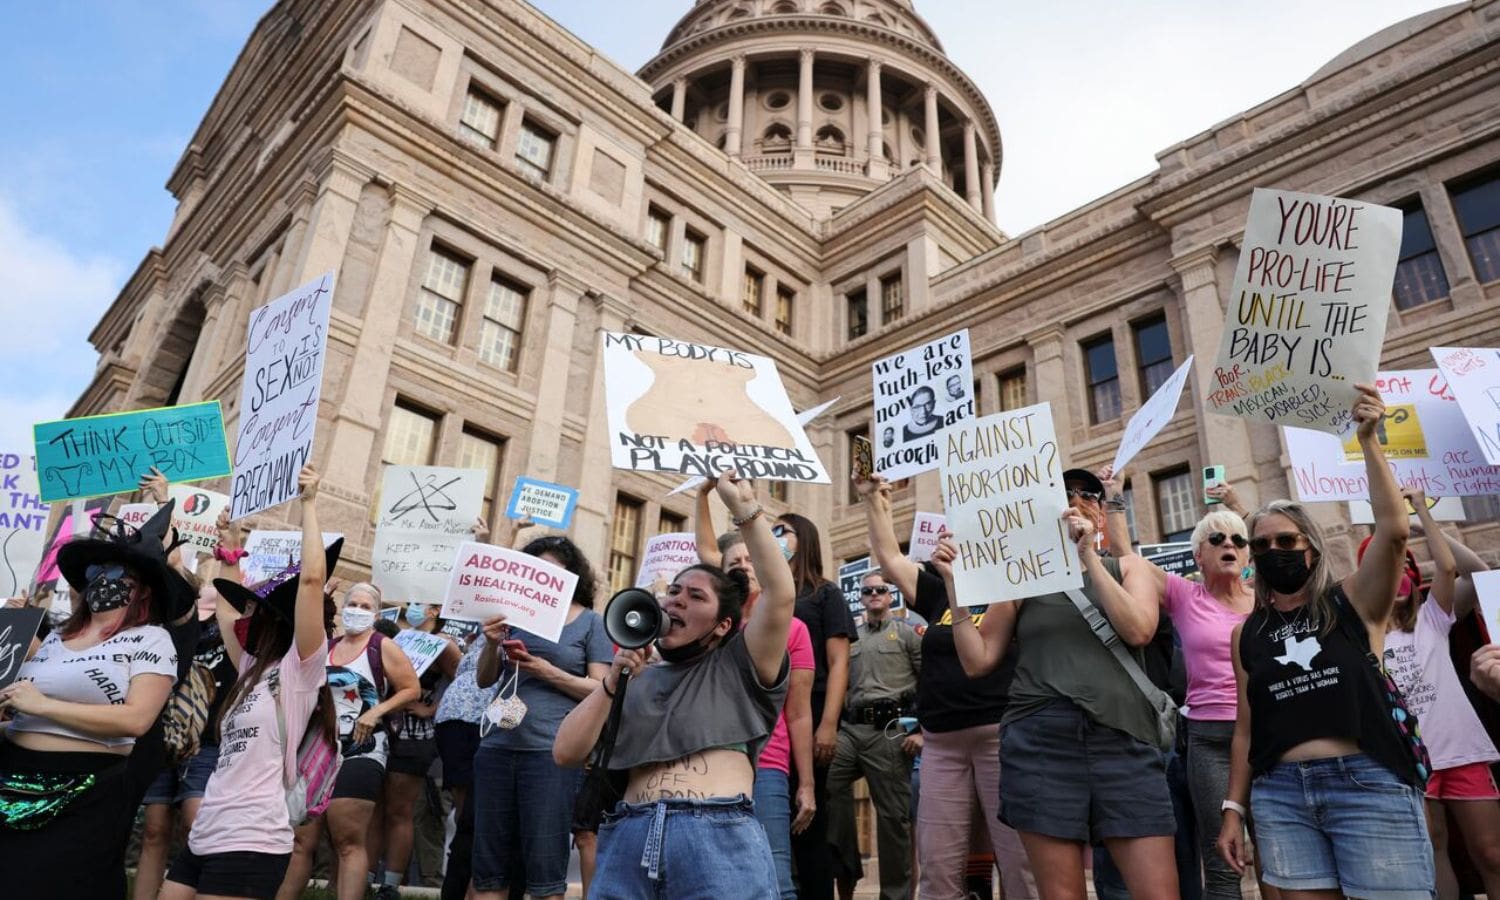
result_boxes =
[1251,753,1434,899]
[143,744,220,806]
[593,795,777,899]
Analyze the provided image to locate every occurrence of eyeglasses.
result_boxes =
[85,564,127,583]
[860,586,889,596]
[1206,533,1248,549]
[1249,532,1308,555]
[771,524,789,538]
[1066,488,1103,502]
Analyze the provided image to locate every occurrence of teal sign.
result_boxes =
[33,401,232,502]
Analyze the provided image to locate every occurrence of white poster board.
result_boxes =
[117,503,156,528]
[871,330,976,480]
[1113,355,1194,472]
[940,403,1081,603]
[231,272,335,519]
[635,533,698,593]
[1431,347,1500,466]
[668,398,840,497]
[1206,188,1401,436]
[602,332,829,483]
[394,629,449,677]
[0,453,45,597]
[1348,496,1465,525]
[1285,370,1500,501]
[908,512,947,563]
[243,530,343,584]
[441,542,577,642]
[167,485,231,558]
[371,466,485,603]
[1474,571,1500,645]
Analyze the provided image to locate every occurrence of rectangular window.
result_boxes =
[658,511,685,535]
[1133,315,1174,397]
[1121,482,1138,549]
[998,368,1028,412]
[383,403,438,467]
[457,429,504,525]
[515,118,556,180]
[646,206,671,252]
[459,88,502,149]
[479,276,528,371]
[775,286,795,337]
[1451,171,1500,283]
[609,495,644,593]
[847,288,869,340]
[847,427,869,504]
[415,245,469,344]
[1083,334,1122,423]
[880,273,904,323]
[1393,203,1451,309]
[767,481,789,502]
[1155,469,1196,543]
[682,229,707,283]
[742,267,764,317]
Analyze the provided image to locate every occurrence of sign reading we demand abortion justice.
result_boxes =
[231,273,334,519]
[1207,188,1401,437]
[872,329,975,480]
[602,332,830,484]
[442,542,577,643]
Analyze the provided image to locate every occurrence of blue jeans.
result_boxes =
[1250,753,1433,899]
[592,795,777,899]
[471,744,582,895]
[1091,746,1200,900]
[754,768,797,899]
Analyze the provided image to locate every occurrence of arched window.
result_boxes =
[815,125,846,151]
[762,123,793,148]
[771,1,800,12]
[866,13,887,26]
[727,6,751,20]
[818,2,847,16]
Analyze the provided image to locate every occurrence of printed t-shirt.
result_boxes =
[328,638,388,765]
[481,609,613,753]
[911,566,1013,733]
[196,619,240,732]
[758,617,815,775]
[794,582,856,695]
[1383,600,1500,771]
[436,636,498,726]
[188,642,328,855]
[1162,573,1249,721]
[11,624,178,748]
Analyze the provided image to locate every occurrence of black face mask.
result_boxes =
[656,627,723,665]
[85,577,133,614]
[1253,549,1313,595]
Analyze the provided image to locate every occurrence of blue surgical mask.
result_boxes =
[405,604,427,627]
[777,536,794,561]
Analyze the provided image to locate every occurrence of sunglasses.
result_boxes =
[771,524,790,538]
[85,564,127,583]
[1206,533,1248,549]
[860,586,889,596]
[1066,488,1103,502]
[1249,532,1308,555]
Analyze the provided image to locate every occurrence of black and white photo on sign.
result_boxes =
[871,329,975,480]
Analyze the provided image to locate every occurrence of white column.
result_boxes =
[963,121,982,211]
[981,161,996,223]
[796,48,814,150]
[866,60,884,164]
[670,78,687,121]
[726,55,746,157]
[923,84,941,173]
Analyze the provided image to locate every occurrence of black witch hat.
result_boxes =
[214,538,344,626]
[57,500,197,622]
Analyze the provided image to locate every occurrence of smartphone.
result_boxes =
[853,434,874,480]
[501,639,527,659]
[1203,464,1226,505]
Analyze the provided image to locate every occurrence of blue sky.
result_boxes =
[0,0,1453,450]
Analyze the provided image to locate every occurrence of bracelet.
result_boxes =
[214,546,248,564]
[732,505,764,528]
[1221,799,1247,817]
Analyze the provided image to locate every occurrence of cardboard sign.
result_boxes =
[231,272,334,520]
[1431,347,1500,466]
[242,531,343,584]
[118,503,156,528]
[0,453,46,597]
[908,512,947,563]
[167,485,231,557]
[1206,188,1401,437]
[602,332,829,483]
[440,618,481,642]
[838,556,904,621]
[378,606,400,623]
[871,329,976,480]
[394,629,449,677]
[667,397,840,496]
[635,533,698,592]
[33,402,231,503]
[1113,356,1195,472]
[1348,495,1465,525]
[1285,370,1500,501]
[505,476,580,529]
[371,466,485,604]
[940,403,1081,603]
[0,607,45,691]
[1475,571,1500,644]
[1142,542,1199,580]
[32,498,111,588]
[441,542,578,642]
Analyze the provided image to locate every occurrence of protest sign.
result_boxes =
[33,402,231,503]
[378,606,400,623]
[118,503,156,528]
[838,556,904,621]
[371,466,485,603]
[0,608,45,691]
[441,541,577,643]
[1431,347,1500,466]
[1206,188,1401,437]
[1284,370,1500,501]
[440,618,481,642]
[394,629,449,677]
[231,272,334,520]
[668,397,841,497]
[908,512,947,563]
[1475,571,1500,644]
[167,485,231,558]
[1348,495,1464,525]
[1141,542,1199,580]
[602,332,829,484]
[243,531,343,584]
[0,453,46,597]
[634,533,698,593]
[871,330,975,480]
[1113,356,1195,472]
[941,403,1081,603]
[32,498,111,588]
[505,476,580,529]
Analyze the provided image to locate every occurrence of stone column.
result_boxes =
[796,48,815,151]
[523,272,586,482]
[726,55,746,158]
[1026,326,1077,459]
[270,182,317,296]
[284,151,369,288]
[981,161,996,223]
[573,293,635,560]
[963,121,982,212]
[866,59,886,178]
[670,78,687,121]
[924,85,941,173]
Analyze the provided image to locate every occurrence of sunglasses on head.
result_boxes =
[85,564,127,583]
[1249,532,1308,555]
[1066,488,1103,502]
[771,524,790,538]
[860,586,889,596]
[1206,532,1248,549]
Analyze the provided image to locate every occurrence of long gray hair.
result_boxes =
[1246,500,1339,636]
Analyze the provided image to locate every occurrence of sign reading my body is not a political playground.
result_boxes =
[871,329,975,480]
[33,402,231,503]
[371,466,486,604]
[941,403,1082,604]
[441,541,577,643]
[231,273,334,520]
[601,332,830,484]
[1206,188,1402,438]
[1431,347,1500,466]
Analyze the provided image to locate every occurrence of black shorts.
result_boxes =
[388,735,439,777]
[435,720,481,790]
[167,847,291,900]
[330,756,386,801]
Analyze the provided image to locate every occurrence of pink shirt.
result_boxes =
[188,641,329,856]
[757,617,815,775]
[1162,574,1249,722]
[1384,600,1500,771]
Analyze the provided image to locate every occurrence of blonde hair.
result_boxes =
[1190,510,1248,551]
[1246,500,1338,635]
[344,582,382,608]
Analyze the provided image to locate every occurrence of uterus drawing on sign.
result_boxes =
[625,351,794,449]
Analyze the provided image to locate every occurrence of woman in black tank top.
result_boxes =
[1217,383,1435,898]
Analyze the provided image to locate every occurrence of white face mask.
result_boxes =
[342,606,375,634]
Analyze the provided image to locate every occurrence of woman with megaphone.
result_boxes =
[555,470,794,898]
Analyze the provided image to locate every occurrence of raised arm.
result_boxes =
[1098,465,1134,556]
[856,474,918,599]
[723,473,793,686]
[294,466,328,660]
[694,479,724,568]
[931,531,1018,677]
[214,509,247,670]
[1344,384,1409,627]
[1440,526,1489,621]
[1064,509,1158,647]
[1407,488,1458,617]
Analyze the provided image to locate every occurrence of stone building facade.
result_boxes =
[75,0,1500,603]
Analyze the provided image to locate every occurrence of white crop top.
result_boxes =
[10,624,178,748]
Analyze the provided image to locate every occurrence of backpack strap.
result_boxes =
[366,632,387,697]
